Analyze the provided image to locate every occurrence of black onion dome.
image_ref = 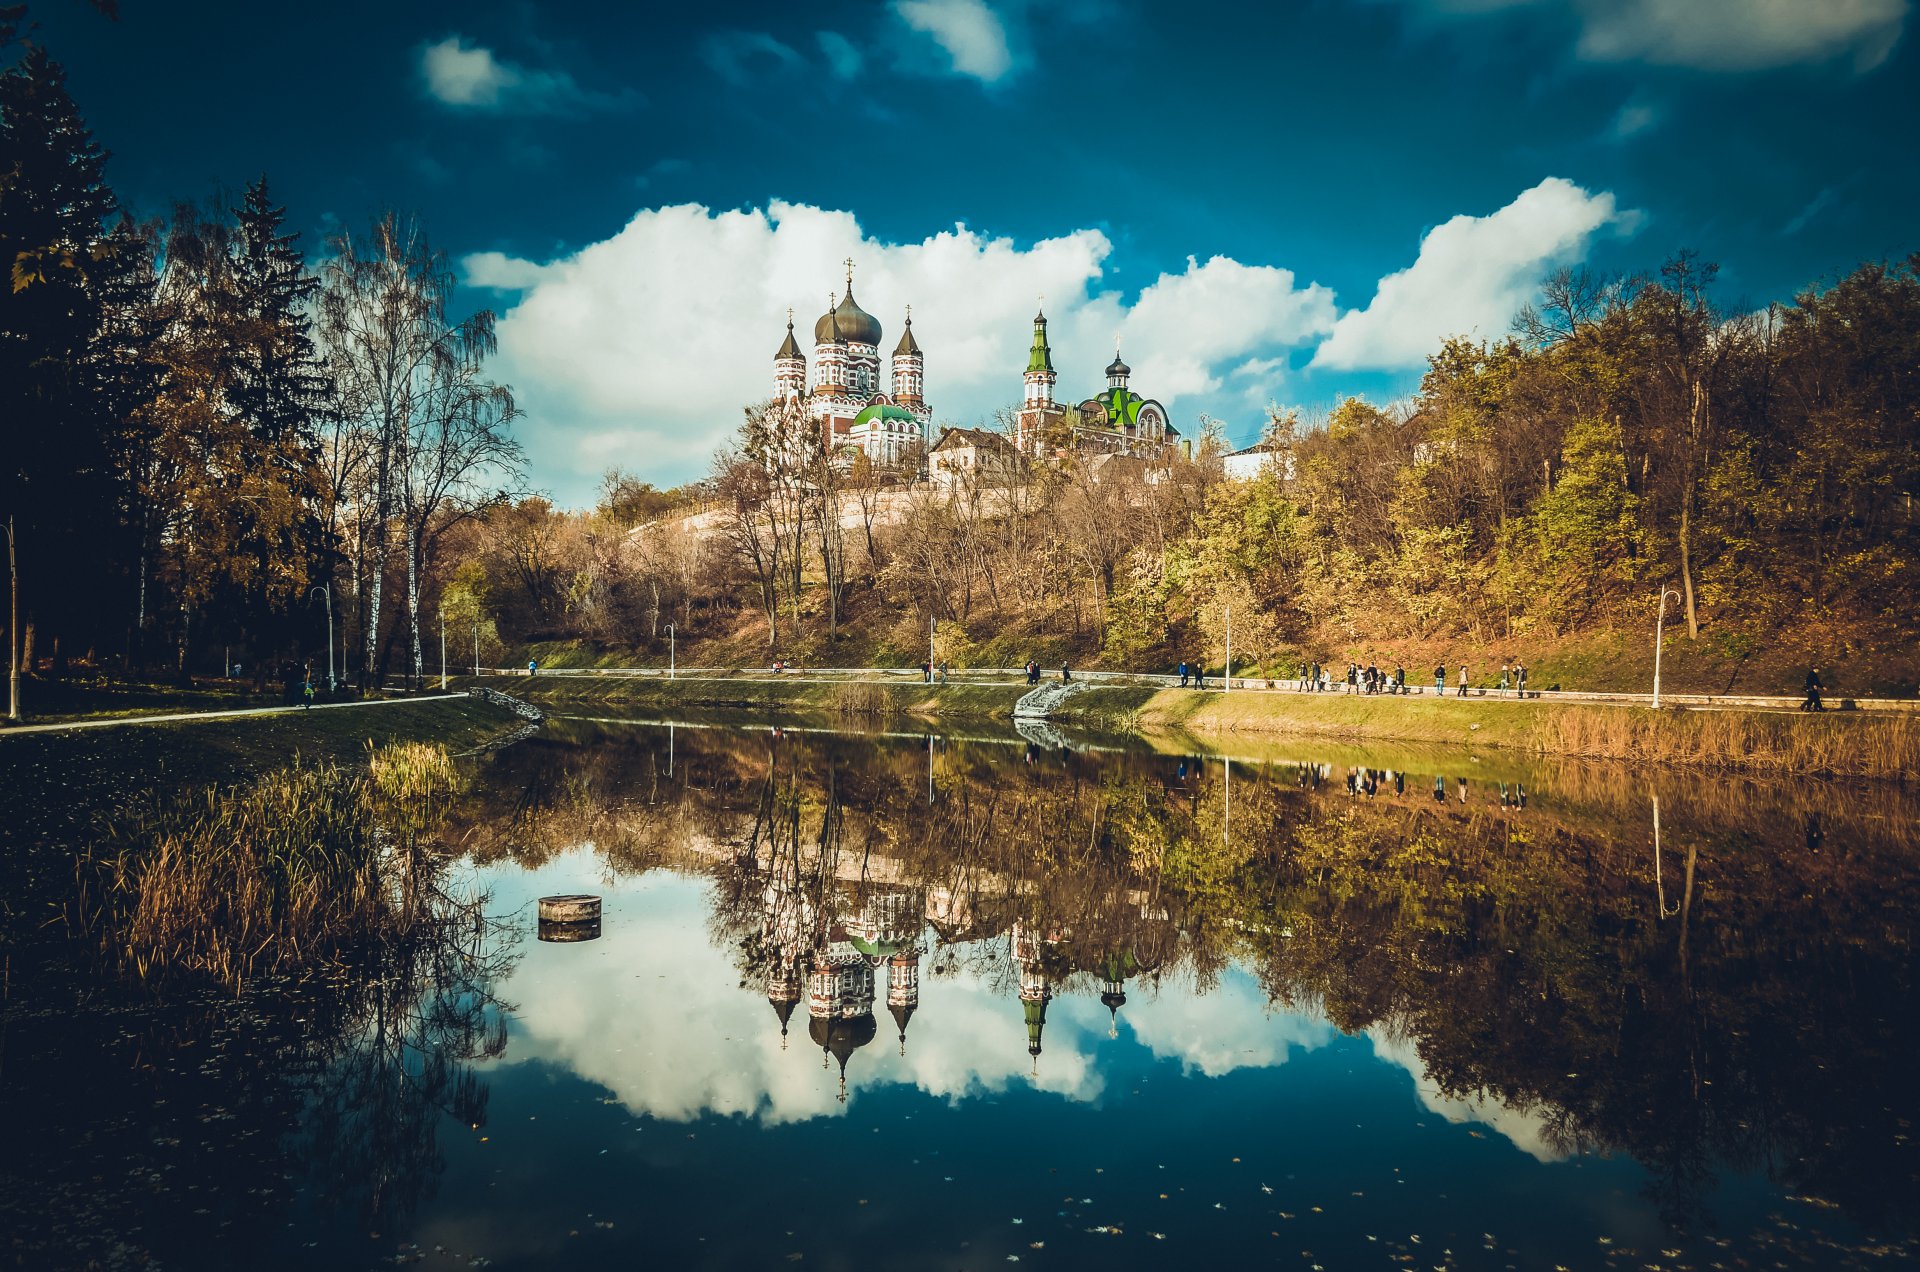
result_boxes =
[832,281,882,346]
[1107,352,1131,377]
[814,299,843,345]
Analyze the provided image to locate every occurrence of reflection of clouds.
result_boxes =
[1365,1028,1569,1162]
[487,855,1106,1123]
[1125,969,1337,1076]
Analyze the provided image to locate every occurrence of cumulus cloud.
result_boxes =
[892,0,1015,81]
[419,35,629,115]
[1367,1027,1571,1161]
[469,200,1335,501]
[1310,177,1635,372]
[1385,0,1908,72]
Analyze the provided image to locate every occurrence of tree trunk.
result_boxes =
[406,523,422,688]
[1679,380,1704,639]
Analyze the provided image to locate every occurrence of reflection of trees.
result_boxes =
[467,724,1920,1233]
[289,866,519,1228]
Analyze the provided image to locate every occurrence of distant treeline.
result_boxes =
[480,253,1918,687]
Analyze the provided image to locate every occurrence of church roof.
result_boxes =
[931,426,1014,453]
[1026,311,1054,374]
[814,298,843,345]
[825,280,881,346]
[894,314,921,356]
[852,402,918,429]
[776,320,803,361]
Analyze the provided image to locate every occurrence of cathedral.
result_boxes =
[773,262,933,464]
[1013,308,1176,458]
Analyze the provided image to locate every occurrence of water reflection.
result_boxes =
[465,721,1920,1241]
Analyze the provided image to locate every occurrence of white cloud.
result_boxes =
[1310,177,1635,372]
[1366,1027,1571,1161]
[1386,0,1908,72]
[1606,97,1661,140]
[419,35,625,115]
[1573,0,1906,71]
[892,0,1014,81]
[470,201,1336,501]
[817,30,864,79]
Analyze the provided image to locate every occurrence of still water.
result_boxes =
[5,717,1918,1270]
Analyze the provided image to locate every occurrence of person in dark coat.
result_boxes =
[1802,666,1825,712]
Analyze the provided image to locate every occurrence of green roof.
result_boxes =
[1025,313,1054,374]
[853,403,918,428]
[1096,387,1144,428]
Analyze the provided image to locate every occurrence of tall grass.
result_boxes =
[830,681,898,720]
[77,743,469,990]
[1530,706,1920,779]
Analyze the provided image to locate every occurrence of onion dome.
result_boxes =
[894,310,921,356]
[809,1012,878,1101]
[832,277,882,346]
[770,995,799,1045]
[1107,350,1131,378]
[889,1000,916,1054]
[814,293,844,345]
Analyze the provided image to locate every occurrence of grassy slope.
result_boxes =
[512,602,1920,699]
[495,673,1030,722]
[1063,687,1920,779]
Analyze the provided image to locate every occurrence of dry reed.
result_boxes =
[78,743,468,990]
[831,681,897,720]
[1527,706,1920,779]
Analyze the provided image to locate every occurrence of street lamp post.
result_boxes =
[473,617,480,678]
[6,515,19,722]
[1223,604,1231,694]
[1652,587,1682,710]
[666,623,675,680]
[309,583,334,689]
[439,609,447,690]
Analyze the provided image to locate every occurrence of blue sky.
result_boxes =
[30,0,1920,506]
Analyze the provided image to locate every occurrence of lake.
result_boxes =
[3,714,1917,1270]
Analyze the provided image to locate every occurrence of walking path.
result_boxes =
[0,693,468,738]
[483,666,1920,714]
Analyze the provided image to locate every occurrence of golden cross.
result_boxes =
[844,257,855,284]
[905,303,912,322]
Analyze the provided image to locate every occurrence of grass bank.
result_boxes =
[494,673,1031,723]
[1080,688,1920,780]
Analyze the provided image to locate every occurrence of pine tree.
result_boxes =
[0,46,128,667]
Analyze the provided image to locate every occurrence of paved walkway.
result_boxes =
[479,667,1919,714]
[0,693,468,738]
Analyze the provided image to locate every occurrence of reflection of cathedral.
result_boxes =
[753,865,1160,1094]
[760,882,925,1100]
[773,262,933,465]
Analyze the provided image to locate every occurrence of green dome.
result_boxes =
[849,934,909,958]
[853,403,917,429]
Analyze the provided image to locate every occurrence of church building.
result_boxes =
[1012,309,1176,458]
[774,262,933,465]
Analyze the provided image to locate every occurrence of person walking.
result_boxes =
[1346,663,1358,695]
[1393,664,1405,695]
[527,658,537,677]
[1434,663,1446,695]
[1178,660,1189,688]
[303,676,315,710]
[1516,661,1528,698]
[1061,663,1072,683]
[1802,666,1825,712]
[1457,663,1469,697]
[1499,661,1511,697]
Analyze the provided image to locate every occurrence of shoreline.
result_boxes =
[495,673,1920,780]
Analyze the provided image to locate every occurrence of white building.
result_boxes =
[1222,438,1295,482]
[774,263,932,465]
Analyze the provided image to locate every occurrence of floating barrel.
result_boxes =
[539,917,601,943]
[539,894,601,924]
